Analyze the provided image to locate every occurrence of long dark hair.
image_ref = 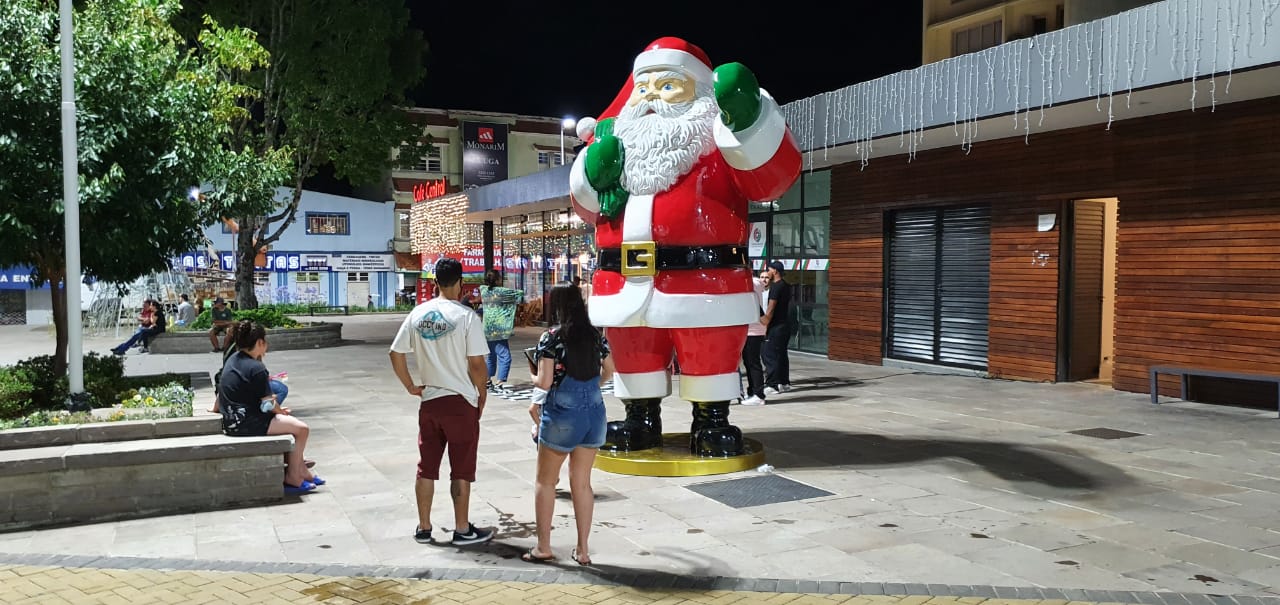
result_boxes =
[233,320,266,351]
[548,285,599,380]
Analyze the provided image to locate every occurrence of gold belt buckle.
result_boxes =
[620,241,657,277]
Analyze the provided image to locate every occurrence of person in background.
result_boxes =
[479,270,524,394]
[111,300,165,355]
[217,320,320,495]
[762,261,793,395]
[523,285,614,566]
[209,297,235,353]
[740,271,771,406]
[176,294,197,327]
[388,258,494,547]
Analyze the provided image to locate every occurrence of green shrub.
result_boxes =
[0,367,37,420]
[188,306,300,330]
[5,352,128,414]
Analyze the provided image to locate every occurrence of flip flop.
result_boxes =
[520,548,555,564]
[283,481,316,496]
[308,476,326,486]
[571,548,592,566]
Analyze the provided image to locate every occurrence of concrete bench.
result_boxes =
[1150,365,1280,417]
[148,322,342,354]
[0,432,294,530]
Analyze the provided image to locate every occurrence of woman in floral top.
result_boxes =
[479,270,524,393]
[523,285,613,566]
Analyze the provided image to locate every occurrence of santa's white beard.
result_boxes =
[613,94,718,196]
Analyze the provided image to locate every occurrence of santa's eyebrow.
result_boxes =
[635,70,684,84]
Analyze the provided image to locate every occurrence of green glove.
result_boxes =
[584,128,628,219]
[714,62,762,132]
[584,134,624,192]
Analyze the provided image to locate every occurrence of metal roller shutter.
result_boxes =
[887,206,990,369]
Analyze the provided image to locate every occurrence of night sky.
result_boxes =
[408,1,923,119]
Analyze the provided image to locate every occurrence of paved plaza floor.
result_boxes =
[1,315,1279,600]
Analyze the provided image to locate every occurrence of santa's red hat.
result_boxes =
[576,37,714,144]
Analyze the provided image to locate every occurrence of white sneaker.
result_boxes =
[741,395,766,406]
[763,386,781,396]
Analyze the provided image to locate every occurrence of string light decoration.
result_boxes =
[410,193,470,254]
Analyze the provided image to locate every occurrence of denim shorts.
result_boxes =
[538,375,606,453]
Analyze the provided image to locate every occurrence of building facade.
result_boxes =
[923,0,1160,64]
[782,0,1280,404]
[200,189,399,309]
[393,108,582,301]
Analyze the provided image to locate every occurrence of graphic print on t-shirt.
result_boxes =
[416,310,455,340]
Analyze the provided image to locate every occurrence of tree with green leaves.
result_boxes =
[183,0,429,309]
[0,0,279,375]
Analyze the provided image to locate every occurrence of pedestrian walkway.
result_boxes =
[2,316,1280,597]
[3,557,1277,605]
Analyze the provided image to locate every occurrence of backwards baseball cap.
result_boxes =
[768,261,786,274]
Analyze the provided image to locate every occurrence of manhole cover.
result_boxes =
[1068,427,1145,440]
[685,474,833,508]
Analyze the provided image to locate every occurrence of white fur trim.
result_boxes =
[679,372,741,402]
[614,370,671,399]
[576,117,596,140]
[634,48,713,84]
[714,89,787,171]
[621,194,654,241]
[588,278,652,327]
[569,152,599,214]
[645,291,759,328]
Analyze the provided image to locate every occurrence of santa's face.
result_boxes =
[612,69,718,196]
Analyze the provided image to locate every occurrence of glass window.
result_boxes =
[775,181,802,211]
[501,216,523,236]
[526,213,544,234]
[773,213,803,257]
[413,146,444,173]
[297,272,321,283]
[803,210,830,256]
[803,171,831,208]
[306,212,350,235]
[396,210,411,239]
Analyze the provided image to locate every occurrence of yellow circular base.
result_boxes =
[594,433,766,477]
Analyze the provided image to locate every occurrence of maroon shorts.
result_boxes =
[417,394,479,482]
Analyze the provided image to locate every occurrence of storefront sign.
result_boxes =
[421,247,500,275]
[330,254,394,272]
[412,179,448,202]
[178,252,211,271]
[748,222,768,257]
[461,122,508,189]
[0,266,46,290]
[805,258,830,271]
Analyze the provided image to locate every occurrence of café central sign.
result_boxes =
[412,179,448,202]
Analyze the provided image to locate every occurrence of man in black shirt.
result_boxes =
[761,261,792,394]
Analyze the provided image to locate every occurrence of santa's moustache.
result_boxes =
[613,95,719,196]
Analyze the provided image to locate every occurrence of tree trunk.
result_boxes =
[46,267,69,377]
[235,218,260,310]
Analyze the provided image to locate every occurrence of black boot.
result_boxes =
[690,401,744,457]
[604,398,664,452]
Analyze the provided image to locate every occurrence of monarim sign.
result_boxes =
[461,122,508,189]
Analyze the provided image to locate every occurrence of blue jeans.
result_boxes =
[113,327,160,353]
[270,380,288,406]
[538,375,606,452]
[486,339,511,382]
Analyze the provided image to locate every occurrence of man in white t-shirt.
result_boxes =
[740,271,771,406]
[389,258,494,547]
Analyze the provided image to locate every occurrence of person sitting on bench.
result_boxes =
[111,300,166,355]
[209,297,235,352]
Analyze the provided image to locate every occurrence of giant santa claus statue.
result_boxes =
[570,37,800,458]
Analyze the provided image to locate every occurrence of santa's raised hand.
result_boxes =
[581,119,628,218]
[713,62,762,133]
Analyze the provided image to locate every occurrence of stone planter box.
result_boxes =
[0,415,293,531]
[148,322,342,354]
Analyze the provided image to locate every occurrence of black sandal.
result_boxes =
[521,548,554,563]
[571,548,592,566]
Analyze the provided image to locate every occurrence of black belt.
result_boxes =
[598,245,748,274]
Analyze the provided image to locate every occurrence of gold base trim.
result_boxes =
[594,433,766,477]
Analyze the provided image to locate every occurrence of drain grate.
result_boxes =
[1068,427,1145,440]
[685,474,833,508]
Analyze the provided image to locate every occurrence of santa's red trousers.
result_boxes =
[605,326,747,402]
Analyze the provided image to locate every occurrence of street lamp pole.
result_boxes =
[59,0,84,395]
[560,117,576,165]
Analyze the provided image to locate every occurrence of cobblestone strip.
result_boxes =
[0,552,1277,605]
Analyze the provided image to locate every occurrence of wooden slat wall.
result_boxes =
[827,97,1280,394]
